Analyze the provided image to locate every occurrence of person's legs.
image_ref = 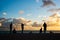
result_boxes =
[22,26,24,34]
[10,29,12,34]
[22,28,23,33]
[44,27,46,33]
[22,26,24,33]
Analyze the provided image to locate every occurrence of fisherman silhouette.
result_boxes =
[10,22,13,34]
[21,23,24,34]
[40,27,42,33]
[13,28,17,34]
[43,22,47,33]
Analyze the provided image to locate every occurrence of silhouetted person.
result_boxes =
[10,22,12,34]
[43,22,47,33]
[40,27,42,33]
[13,28,17,34]
[21,23,24,34]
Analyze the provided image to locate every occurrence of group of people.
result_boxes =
[40,22,47,33]
[10,22,47,34]
[10,22,24,34]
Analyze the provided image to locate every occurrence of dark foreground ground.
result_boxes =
[0,33,60,40]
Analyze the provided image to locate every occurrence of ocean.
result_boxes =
[0,26,60,33]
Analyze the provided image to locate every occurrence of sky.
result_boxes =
[0,0,60,22]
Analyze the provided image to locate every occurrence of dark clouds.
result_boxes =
[41,0,56,7]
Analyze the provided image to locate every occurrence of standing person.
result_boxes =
[21,23,24,34]
[10,22,12,34]
[43,22,47,33]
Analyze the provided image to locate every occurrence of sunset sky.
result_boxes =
[1,0,60,31]
[0,0,60,22]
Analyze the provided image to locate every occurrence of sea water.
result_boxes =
[0,26,60,33]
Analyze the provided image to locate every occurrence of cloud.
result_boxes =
[3,12,7,16]
[13,17,41,28]
[37,15,47,18]
[12,17,34,30]
[48,8,60,13]
[32,22,41,27]
[26,20,32,26]
[46,13,60,26]
[36,0,40,3]
[13,17,27,24]
[41,0,56,7]
[19,10,24,14]
[50,13,60,17]
[0,17,41,31]
[13,17,33,26]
